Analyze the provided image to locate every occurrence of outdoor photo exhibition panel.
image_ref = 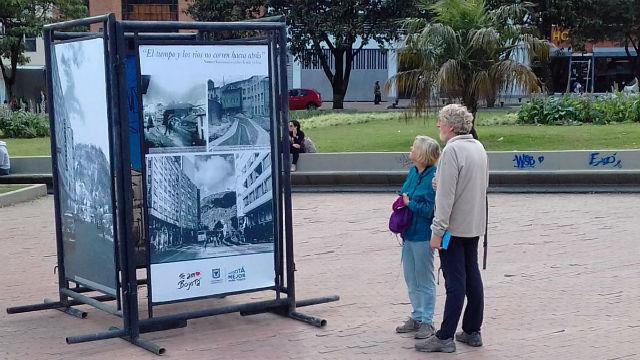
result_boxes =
[139,44,276,303]
[50,37,118,296]
[6,18,339,356]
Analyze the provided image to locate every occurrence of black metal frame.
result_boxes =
[49,18,121,298]
[5,14,339,356]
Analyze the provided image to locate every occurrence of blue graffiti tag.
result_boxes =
[588,152,623,168]
[395,154,413,169]
[513,154,544,169]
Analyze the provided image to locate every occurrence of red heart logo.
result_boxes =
[196,272,201,276]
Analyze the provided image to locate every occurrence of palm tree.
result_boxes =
[391,0,550,136]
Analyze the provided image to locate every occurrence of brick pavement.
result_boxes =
[1,194,639,360]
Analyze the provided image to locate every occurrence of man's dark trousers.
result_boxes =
[436,236,484,340]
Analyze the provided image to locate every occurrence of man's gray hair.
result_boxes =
[438,104,474,135]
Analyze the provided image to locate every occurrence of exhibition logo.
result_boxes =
[177,271,201,291]
[227,266,246,282]
[211,268,224,284]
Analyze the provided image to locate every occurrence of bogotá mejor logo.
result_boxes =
[177,271,201,290]
[227,266,246,282]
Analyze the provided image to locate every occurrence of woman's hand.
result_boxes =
[402,193,410,206]
[292,143,301,149]
[432,177,438,191]
[430,235,442,250]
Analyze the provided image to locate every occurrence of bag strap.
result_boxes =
[482,194,488,270]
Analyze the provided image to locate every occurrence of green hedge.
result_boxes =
[0,111,50,138]
[518,93,640,125]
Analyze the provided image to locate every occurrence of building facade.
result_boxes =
[88,0,193,31]
[50,46,76,213]
[147,155,199,250]
[235,151,273,244]
[212,76,270,117]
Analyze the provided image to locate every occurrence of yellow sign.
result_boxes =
[551,26,570,45]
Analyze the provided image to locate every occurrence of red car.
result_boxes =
[288,88,322,110]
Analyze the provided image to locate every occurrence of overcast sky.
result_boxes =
[54,38,111,157]
[182,154,235,199]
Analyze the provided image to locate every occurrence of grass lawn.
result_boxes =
[0,137,51,156]
[2,111,640,155]
[0,185,28,194]
[299,111,640,152]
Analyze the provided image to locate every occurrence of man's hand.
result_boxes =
[430,235,442,250]
[402,193,410,206]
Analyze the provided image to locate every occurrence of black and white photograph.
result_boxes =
[207,75,271,149]
[235,150,275,245]
[137,44,271,152]
[147,152,274,265]
[51,38,117,295]
[139,47,208,153]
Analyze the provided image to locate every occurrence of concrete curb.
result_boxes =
[0,184,48,207]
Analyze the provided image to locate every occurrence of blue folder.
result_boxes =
[442,231,452,250]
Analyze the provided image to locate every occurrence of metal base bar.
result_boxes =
[6,294,115,314]
[44,298,87,319]
[108,327,167,355]
[296,295,340,307]
[66,328,127,344]
[288,311,327,328]
[134,337,165,355]
[139,320,188,334]
[240,295,339,317]
[60,289,122,317]
[140,298,288,327]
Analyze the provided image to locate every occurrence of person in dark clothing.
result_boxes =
[374,81,382,104]
[288,120,305,172]
[9,97,20,111]
[162,110,175,135]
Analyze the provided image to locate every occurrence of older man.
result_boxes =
[415,104,488,353]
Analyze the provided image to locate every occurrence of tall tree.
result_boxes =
[185,0,265,22]
[0,0,87,99]
[186,0,267,41]
[392,0,549,136]
[570,0,640,79]
[270,0,418,109]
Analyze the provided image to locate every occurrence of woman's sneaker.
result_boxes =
[455,331,483,347]
[415,322,435,339]
[395,318,420,333]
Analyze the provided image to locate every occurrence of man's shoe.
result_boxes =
[455,331,483,347]
[414,322,435,339]
[395,318,420,333]
[415,336,456,353]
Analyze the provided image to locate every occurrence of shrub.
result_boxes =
[517,93,640,125]
[0,111,50,138]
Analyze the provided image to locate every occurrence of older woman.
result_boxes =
[395,135,441,340]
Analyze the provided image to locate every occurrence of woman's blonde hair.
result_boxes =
[412,135,440,166]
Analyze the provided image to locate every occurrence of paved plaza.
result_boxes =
[1,193,639,359]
